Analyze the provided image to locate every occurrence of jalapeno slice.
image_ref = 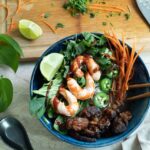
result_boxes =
[93,92,109,108]
[99,78,112,92]
[107,69,119,78]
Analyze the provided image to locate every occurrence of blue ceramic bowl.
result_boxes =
[30,33,150,148]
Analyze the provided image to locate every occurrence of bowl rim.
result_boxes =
[30,33,150,148]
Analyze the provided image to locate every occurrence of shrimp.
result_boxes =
[71,55,101,81]
[67,72,95,100]
[51,88,79,116]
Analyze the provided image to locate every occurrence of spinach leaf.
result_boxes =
[33,83,49,96]
[48,73,63,99]
[33,73,62,99]
[29,97,46,118]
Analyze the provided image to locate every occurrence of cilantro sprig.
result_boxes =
[63,0,88,16]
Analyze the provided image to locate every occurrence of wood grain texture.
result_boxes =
[0,0,7,33]
[1,0,150,61]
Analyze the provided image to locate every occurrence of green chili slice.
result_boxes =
[93,92,109,108]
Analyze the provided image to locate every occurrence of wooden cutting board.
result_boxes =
[0,0,150,61]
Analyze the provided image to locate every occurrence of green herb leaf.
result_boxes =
[47,107,55,118]
[62,39,86,62]
[124,13,130,20]
[110,22,113,27]
[87,47,100,56]
[77,76,86,88]
[96,35,107,46]
[89,13,95,18]
[78,100,89,113]
[102,22,107,26]
[33,83,49,96]
[63,0,88,16]
[82,32,95,45]
[55,23,64,29]
[0,34,23,56]
[100,47,112,56]
[0,77,13,112]
[0,45,20,72]
[44,12,50,18]
[63,65,69,78]
[29,97,46,118]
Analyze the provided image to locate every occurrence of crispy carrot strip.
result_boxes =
[129,67,134,80]
[0,4,9,23]
[41,20,56,33]
[125,46,129,62]
[89,4,125,12]
[22,0,36,6]
[104,31,144,102]
[8,17,14,32]
[40,13,45,18]
[16,0,21,14]
[105,34,123,94]
[132,47,144,65]
[8,0,21,32]
[123,42,135,91]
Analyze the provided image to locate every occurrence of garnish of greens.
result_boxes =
[55,23,64,29]
[89,12,95,18]
[30,32,119,134]
[43,12,50,18]
[63,0,88,16]
[102,22,107,26]
[124,13,131,20]
[0,34,23,112]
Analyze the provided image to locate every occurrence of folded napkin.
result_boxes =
[122,110,150,150]
[122,135,142,150]
[137,123,150,150]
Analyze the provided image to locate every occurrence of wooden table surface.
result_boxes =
[0,0,150,61]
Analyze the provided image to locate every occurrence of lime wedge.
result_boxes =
[19,19,43,40]
[40,53,64,81]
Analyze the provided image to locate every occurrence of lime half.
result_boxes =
[19,19,43,40]
[40,53,64,81]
